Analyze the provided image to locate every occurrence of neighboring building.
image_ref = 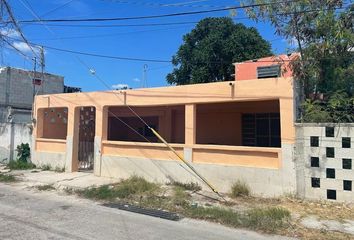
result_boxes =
[0,67,64,123]
[0,67,80,163]
[32,54,298,197]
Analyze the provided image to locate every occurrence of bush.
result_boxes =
[230,180,250,198]
[16,143,30,162]
[41,164,51,171]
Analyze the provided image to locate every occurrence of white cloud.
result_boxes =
[0,28,20,38]
[12,41,45,56]
[112,83,129,90]
[133,78,140,82]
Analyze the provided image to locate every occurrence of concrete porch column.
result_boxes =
[93,106,108,176]
[65,107,79,172]
[184,104,196,162]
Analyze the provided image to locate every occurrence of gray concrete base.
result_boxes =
[93,136,102,176]
[101,149,296,197]
[32,151,66,169]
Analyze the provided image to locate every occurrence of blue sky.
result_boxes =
[2,0,294,92]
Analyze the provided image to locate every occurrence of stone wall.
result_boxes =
[295,123,353,202]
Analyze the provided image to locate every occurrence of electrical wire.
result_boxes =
[1,0,39,58]
[12,1,304,23]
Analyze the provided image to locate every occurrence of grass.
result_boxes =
[36,184,55,191]
[230,180,250,198]
[170,181,201,192]
[41,164,52,171]
[7,160,36,170]
[54,166,65,173]
[0,173,17,182]
[185,206,290,232]
[76,176,160,200]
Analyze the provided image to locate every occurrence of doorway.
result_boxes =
[78,106,96,171]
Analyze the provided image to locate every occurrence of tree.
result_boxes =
[243,0,354,99]
[166,17,272,85]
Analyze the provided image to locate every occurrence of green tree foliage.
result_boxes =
[167,17,272,85]
[244,0,354,122]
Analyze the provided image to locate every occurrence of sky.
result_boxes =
[1,0,294,92]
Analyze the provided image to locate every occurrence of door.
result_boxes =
[78,107,96,171]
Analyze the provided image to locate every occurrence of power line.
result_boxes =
[12,1,296,23]
[28,25,191,41]
[1,0,39,58]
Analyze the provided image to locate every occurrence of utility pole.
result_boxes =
[142,64,148,88]
[32,56,37,101]
[39,46,45,93]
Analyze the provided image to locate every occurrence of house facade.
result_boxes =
[32,56,298,197]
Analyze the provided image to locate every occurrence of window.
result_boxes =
[343,159,352,169]
[311,157,319,167]
[325,126,334,137]
[327,189,336,200]
[326,168,335,178]
[311,178,320,188]
[343,180,352,191]
[32,78,42,85]
[242,113,281,147]
[310,136,319,147]
[38,107,68,140]
[257,65,281,79]
[108,116,159,142]
[326,147,335,158]
[342,137,351,148]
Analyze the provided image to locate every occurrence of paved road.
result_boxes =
[0,184,294,240]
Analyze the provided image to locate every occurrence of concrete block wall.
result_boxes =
[295,123,354,202]
[0,67,64,109]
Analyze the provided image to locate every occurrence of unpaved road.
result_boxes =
[0,183,294,240]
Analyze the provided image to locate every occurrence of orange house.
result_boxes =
[32,54,298,196]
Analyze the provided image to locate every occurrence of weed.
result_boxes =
[186,206,243,226]
[41,164,52,171]
[245,207,291,232]
[7,160,36,170]
[172,186,190,207]
[230,180,250,198]
[77,176,160,200]
[0,173,17,182]
[170,181,201,192]
[54,166,65,173]
[185,206,290,233]
[16,143,30,162]
[36,184,55,191]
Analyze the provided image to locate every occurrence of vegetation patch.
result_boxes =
[76,176,160,200]
[41,164,52,171]
[0,173,17,182]
[54,166,65,173]
[170,181,201,192]
[230,180,250,198]
[7,160,36,170]
[36,184,55,191]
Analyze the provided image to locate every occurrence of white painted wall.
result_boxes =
[0,123,32,163]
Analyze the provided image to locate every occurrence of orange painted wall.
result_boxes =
[235,54,298,81]
[37,107,68,140]
[196,100,279,145]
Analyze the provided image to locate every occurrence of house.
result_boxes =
[32,55,297,196]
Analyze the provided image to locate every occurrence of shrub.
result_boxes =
[230,180,250,198]
[41,164,51,171]
[16,143,30,162]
